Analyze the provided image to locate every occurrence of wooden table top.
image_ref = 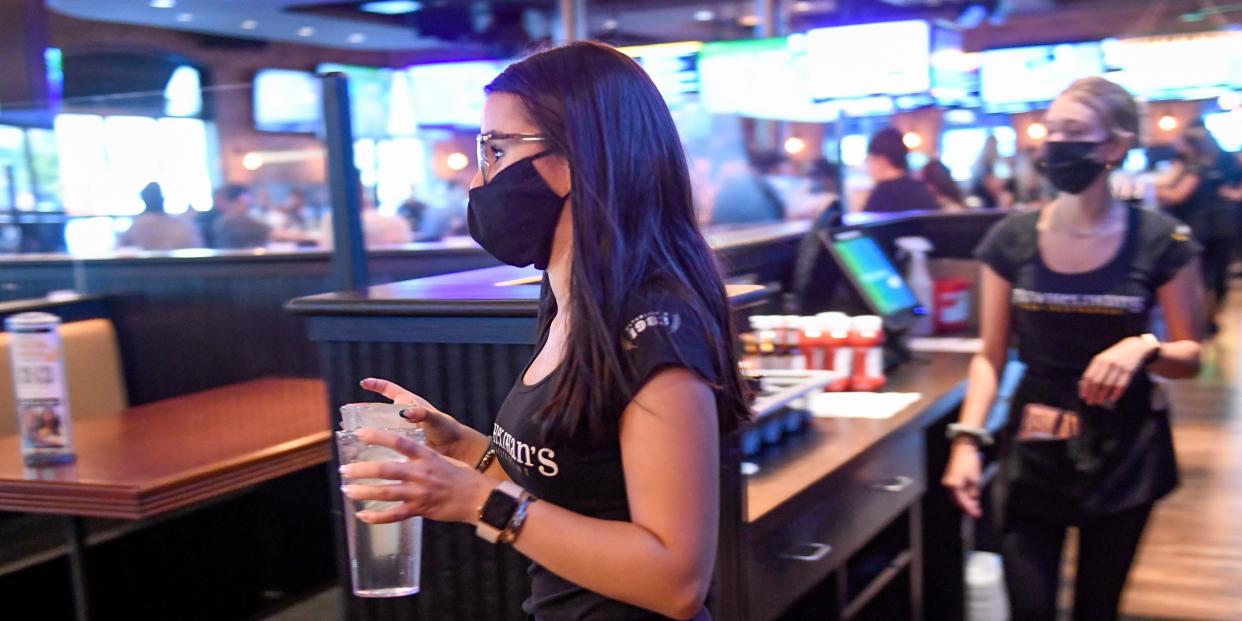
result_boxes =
[746,352,973,522]
[0,378,330,519]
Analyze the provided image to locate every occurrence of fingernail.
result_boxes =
[340,484,354,494]
[398,409,411,420]
[359,379,368,387]
[338,465,350,475]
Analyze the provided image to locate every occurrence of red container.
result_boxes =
[849,315,886,392]
[933,279,971,335]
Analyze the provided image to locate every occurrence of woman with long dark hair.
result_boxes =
[339,41,749,620]
[941,77,1204,621]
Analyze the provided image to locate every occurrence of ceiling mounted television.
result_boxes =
[253,69,321,133]
[979,42,1103,112]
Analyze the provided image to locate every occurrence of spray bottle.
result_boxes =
[895,236,935,337]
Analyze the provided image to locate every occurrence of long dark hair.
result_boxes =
[919,159,964,206]
[486,41,750,443]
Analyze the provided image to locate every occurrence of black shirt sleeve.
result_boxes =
[619,289,720,391]
[973,212,1030,282]
[1147,214,1202,288]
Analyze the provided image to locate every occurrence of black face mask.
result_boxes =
[467,153,568,270]
[1037,140,1110,195]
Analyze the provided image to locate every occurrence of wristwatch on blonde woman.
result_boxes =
[476,481,524,543]
[1140,333,1162,366]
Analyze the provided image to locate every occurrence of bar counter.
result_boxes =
[289,264,980,621]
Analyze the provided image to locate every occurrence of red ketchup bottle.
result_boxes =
[849,315,886,391]
[799,316,826,370]
[817,312,854,392]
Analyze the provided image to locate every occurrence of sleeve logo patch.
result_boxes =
[1172,225,1193,242]
[624,310,682,342]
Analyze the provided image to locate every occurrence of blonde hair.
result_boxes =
[1060,77,1139,139]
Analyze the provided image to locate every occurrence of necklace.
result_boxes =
[1043,201,1126,238]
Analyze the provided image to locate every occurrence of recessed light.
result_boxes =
[148,0,176,8]
[175,12,193,22]
[738,14,760,26]
[241,19,258,30]
[360,1,423,14]
[693,9,715,21]
[794,1,813,11]
[297,26,316,37]
[348,33,367,44]
[602,18,619,30]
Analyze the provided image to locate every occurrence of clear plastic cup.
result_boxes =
[336,403,424,598]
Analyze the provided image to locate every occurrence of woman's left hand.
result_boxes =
[340,428,494,525]
[1079,336,1156,407]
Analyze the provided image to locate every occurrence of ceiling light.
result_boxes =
[602,18,619,30]
[737,15,760,27]
[693,9,715,21]
[240,19,258,30]
[902,132,923,150]
[784,137,806,155]
[297,26,316,37]
[794,1,813,11]
[148,0,176,8]
[175,12,193,22]
[242,152,265,171]
[1158,115,1178,132]
[348,33,368,44]
[446,152,470,171]
[360,1,423,14]
[1026,122,1047,140]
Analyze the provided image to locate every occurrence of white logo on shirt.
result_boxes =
[624,310,681,342]
[493,422,559,477]
[1012,288,1146,314]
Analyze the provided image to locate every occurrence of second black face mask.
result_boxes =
[1037,140,1108,195]
[467,153,567,270]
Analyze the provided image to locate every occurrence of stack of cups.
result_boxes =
[337,403,426,598]
[965,551,1009,621]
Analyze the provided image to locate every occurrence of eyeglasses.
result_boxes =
[476,132,551,184]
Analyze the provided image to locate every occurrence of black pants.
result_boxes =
[1001,503,1152,621]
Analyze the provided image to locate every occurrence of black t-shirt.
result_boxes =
[863,176,941,213]
[975,206,1200,521]
[1168,161,1230,240]
[493,285,719,621]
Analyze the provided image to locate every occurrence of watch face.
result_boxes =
[481,489,518,529]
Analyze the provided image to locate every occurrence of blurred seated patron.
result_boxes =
[862,128,940,213]
[919,159,967,212]
[211,184,271,249]
[119,182,203,250]
[267,188,321,245]
[710,149,787,224]
[321,192,414,248]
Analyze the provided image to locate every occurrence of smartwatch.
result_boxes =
[1139,333,1161,366]
[476,481,523,543]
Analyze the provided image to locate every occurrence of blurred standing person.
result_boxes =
[861,128,939,213]
[212,184,270,249]
[971,135,1014,209]
[920,159,967,212]
[710,150,787,224]
[1157,123,1234,330]
[942,77,1204,621]
[1220,151,1242,263]
[119,182,203,250]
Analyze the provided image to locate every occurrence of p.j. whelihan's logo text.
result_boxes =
[624,310,681,342]
[493,422,559,477]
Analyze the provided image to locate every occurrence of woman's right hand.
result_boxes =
[360,377,465,460]
[941,442,983,519]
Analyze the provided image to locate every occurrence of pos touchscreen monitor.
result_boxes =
[823,230,923,329]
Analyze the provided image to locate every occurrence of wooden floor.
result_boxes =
[1117,288,1242,621]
